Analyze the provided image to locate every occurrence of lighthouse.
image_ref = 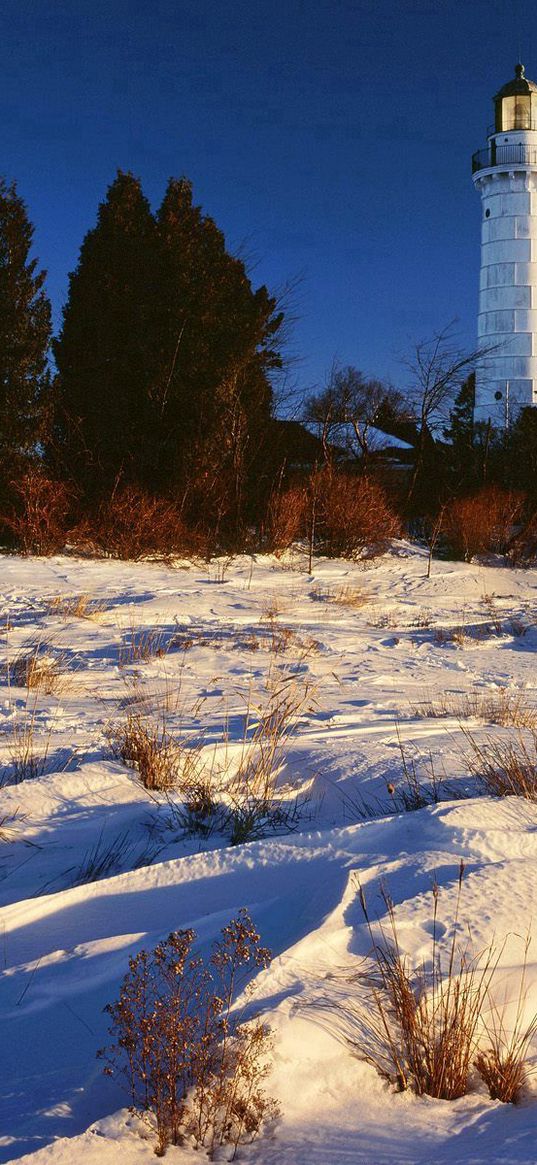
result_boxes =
[472,64,537,427]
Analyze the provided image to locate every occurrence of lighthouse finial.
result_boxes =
[515,62,526,79]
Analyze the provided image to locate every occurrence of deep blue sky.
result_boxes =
[2,0,535,402]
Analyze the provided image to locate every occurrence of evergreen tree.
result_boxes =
[152,178,282,503]
[0,179,51,494]
[53,173,283,526]
[503,406,537,500]
[52,171,156,495]
[444,372,475,447]
[444,372,477,487]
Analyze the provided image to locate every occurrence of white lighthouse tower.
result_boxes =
[473,64,537,427]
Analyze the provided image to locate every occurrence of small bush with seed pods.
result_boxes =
[99,908,279,1158]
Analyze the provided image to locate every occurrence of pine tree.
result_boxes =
[153,178,282,508]
[504,406,537,500]
[444,373,475,447]
[52,171,157,496]
[0,179,51,495]
[444,372,476,486]
[53,173,283,526]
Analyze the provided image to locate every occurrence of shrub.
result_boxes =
[90,485,206,561]
[316,472,401,560]
[1,468,75,555]
[441,486,525,562]
[99,909,278,1157]
[264,484,307,554]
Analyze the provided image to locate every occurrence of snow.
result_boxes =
[2,544,537,1163]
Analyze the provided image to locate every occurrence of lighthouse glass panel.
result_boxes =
[500,94,532,129]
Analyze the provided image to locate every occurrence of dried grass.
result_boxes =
[310,583,370,609]
[476,935,537,1103]
[0,809,26,842]
[207,556,235,584]
[119,625,170,666]
[353,866,500,1098]
[464,729,537,801]
[260,594,290,622]
[8,642,67,695]
[413,689,537,729]
[341,873,537,1106]
[224,678,313,844]
[259,621,320,659]
[2,704,74,785]
[48,593,108,620]
[152,677,313,843]
[368,607,398,630]
[387,742,442,812]
[107,713,182,791]
[6,719,51,783]
[56,828,164,889]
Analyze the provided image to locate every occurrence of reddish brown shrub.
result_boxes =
[264,484,307,554]
[1,468,75,555]
[441,486,525,562]
[90,486,207,561]
[316,471,401,559]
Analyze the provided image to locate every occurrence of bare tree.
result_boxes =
[304,364,408,467]
[405,324,490,505]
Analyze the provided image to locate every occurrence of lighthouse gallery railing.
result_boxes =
[472,143,537,174]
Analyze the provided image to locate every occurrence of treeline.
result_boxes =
[0,172,288,556]
[3,171,537,564]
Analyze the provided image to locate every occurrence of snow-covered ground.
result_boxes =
[2,543,537,1164]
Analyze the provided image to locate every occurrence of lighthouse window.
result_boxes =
[485,209,491,217]
[501,94,532,130]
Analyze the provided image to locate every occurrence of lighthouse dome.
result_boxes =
[494,64,537,131]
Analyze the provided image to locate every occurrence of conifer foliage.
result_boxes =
[0,179,52,497]
[52,172,157,495]
[53,172,283,526]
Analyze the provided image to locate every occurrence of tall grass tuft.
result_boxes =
[48,593,108,620]
[354,864,500,1099]
[107,713,181,791]
[225,678,312,844]
[413,689,537,730]
[8,641,67,695]
[464,729,537,801]
[475,934,537,1103]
